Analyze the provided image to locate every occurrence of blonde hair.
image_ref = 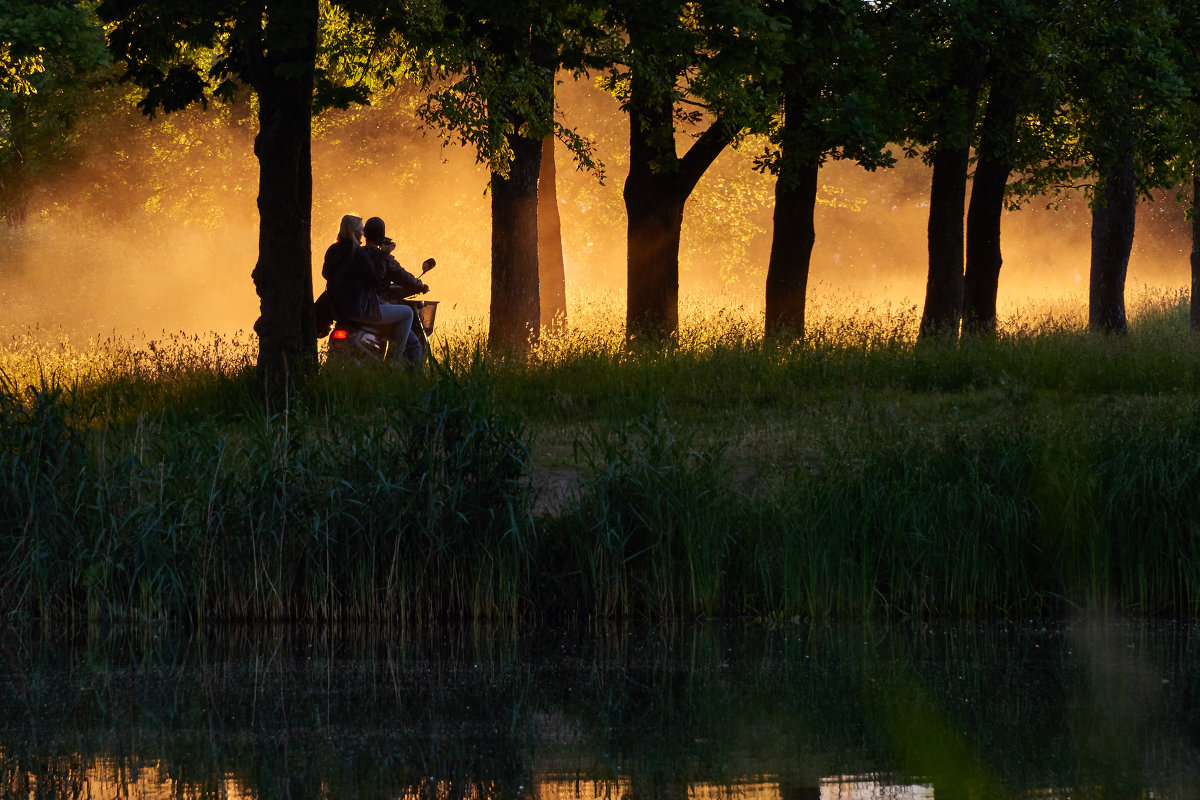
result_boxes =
[338,214,364,242]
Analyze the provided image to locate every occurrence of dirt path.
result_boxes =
[528,466,583,517]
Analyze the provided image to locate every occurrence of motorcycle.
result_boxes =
[326,257,439,367]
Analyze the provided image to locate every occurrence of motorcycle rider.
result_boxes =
[361,216,428,364]
[321,214,420,365]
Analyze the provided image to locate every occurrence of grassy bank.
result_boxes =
[3,292,1200,623]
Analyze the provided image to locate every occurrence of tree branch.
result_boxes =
[678,116,738,195]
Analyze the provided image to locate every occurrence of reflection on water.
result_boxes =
[2,620,1199,800]
[0,767,933,800]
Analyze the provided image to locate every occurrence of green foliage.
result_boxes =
[0,0,111,222]
[751,0,896,176]
[99,0,374,117]
[598,0,780,166]
[0,0,108,97]
[0,357,534,624]
[883,0,984,159]
[1164,0,1200,190]
[1014,0,1191,203]
[401,0,608,177]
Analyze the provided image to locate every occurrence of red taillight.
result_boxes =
[331,329,349,340]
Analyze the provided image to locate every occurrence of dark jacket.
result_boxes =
[321,239,383,321]
[364,243,426,298]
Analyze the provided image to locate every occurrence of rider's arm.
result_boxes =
[384,257,427,294]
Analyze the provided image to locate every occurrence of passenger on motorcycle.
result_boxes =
[321,214,421,365]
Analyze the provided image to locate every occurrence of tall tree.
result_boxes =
[1171,2,1200,333]
[486,49,553,353]
[604,0,772,340]
[1057,0,1188,334]
[759,0,892,340]
[890,0,987,341]
[99,0,377,398]
[763,71,820,340]
[413,0,604,353]
[961,0,1053,337]
[1087,137,1138,333]
[960,74,1019,337]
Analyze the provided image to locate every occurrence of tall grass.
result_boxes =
[0,343,534,625]
[3,289,1200,623]
[554,407,734,618]
[522,288,1200,619]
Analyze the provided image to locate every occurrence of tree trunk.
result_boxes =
[625,168,687,340]
[1088,149,1137,334]
[918,144,971,340]
[764,90,819,340]
[538,134,567,329]
[1191,169,1200,334]
[625,59,685,341]
[490,129,543,353]
[963,82,1017,337]
[962,156,1010,336]
[918,40,983,343]
[623,55,736,341]
[248,0,319,404]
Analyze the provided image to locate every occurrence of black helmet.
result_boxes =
[364,216,386,243]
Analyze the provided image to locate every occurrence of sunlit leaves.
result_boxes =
[313,0,414,109]
[399,0,608,177]
[0,49,43,97]
[1,0,109,99]
[1,0,110,222]
[602,0,760,124]
[99,0,404,117]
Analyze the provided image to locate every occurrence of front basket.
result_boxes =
[416,301,438,334]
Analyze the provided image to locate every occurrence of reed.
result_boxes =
[0,347,534,625]
[552,407,735,618]
[4,289,1200,622]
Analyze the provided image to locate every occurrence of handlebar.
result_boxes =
[380,258,434,303]
[382,283,429,303]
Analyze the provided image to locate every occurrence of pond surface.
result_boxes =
[3,618,1200,799]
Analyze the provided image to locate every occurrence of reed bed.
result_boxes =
[1,342,533,625]
[3,289,1200,624]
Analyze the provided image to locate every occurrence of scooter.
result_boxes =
[326,258,438,367]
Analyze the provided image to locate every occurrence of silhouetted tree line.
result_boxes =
[3,0,1199,391]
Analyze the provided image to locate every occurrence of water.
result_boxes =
[3,618,1200,799]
